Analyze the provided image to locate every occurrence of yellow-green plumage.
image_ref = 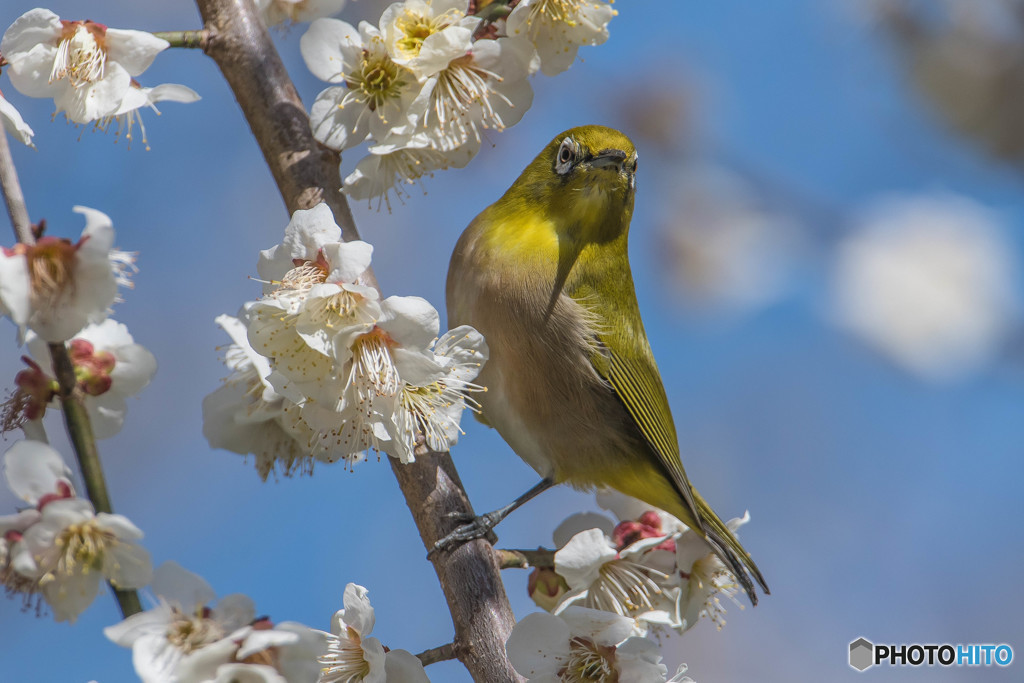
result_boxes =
[447,125,768,603]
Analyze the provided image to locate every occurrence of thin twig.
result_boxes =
[416,642,458,666]
[0,129,142,618]
[0,127,32,243]
[48,343,143,618]
[497,548,556,570]
[152,30,209,49]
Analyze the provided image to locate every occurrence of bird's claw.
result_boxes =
[430,512,500,556]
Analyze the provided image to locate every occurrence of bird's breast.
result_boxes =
[447,231,637,483]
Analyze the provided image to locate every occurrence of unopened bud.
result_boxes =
[527,566,569,612]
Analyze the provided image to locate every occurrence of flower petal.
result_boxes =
[506,612,570,678]
[340,582,375,635]
[3,440,72,503]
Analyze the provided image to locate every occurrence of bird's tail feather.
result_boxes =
[694,492,770,606]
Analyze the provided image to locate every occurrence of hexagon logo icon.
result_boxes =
[850,637,874,671]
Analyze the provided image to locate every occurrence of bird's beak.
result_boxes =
[590,148,628,171]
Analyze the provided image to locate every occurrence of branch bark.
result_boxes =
[193,1,520,679]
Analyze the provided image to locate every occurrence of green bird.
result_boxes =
[445,125,768,604]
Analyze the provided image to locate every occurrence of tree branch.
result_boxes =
[192,1,520,678]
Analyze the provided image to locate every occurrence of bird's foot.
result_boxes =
[430,511,501,556]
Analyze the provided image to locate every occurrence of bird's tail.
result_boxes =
[693,490,770,606]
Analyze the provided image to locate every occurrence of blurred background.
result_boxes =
[2,0,1023,680]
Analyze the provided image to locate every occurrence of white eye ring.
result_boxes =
[555,138,576,175]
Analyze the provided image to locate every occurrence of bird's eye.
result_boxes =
[555,138,576,175]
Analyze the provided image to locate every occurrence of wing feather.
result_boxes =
[594,340,702,531]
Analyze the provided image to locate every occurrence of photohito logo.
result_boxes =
[849,637,1014,671]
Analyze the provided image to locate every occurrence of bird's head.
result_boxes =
[504,125,638,244]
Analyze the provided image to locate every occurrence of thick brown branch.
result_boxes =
[391,454,520,680]
[193,1,520,679]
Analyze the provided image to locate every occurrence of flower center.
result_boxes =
[51,21,108,87]
[394,8,463,59]
[22,237,79,311]
[47,519,111,581]
[350,328,400,399]
[531,0,584,27]
[166,606,225,654]
[429,55,510,148]
[349,41,408,112]
[281,251,331,294]
[560,637,616,682]
[320,626,372,682]
[582,557,669,617]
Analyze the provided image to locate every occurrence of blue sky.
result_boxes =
[1,1,1022,681]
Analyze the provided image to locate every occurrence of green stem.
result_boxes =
[48,345,143,618]
[152,30,209,49]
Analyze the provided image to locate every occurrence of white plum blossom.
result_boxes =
[379,0,469,76]
[105,561,249,683]
[379,0,535,149]
[0,88,34,146]
[506,0,616,76]
[673,512,749,632]
[105,561,324,683]
[1,441,74,602]
[343,132,479,210]
[832,194,1018,381]
[2,441,151,622]
[0,9,169,124]
[96,82,201,150]
[318,583,429,683]
[23,319,157,439]
[506,607,673,683]
[175,620,326,683]
[203,314,329,479]
[553,527,680,634]
[550,490,753,634]
[235,203,486,467]
[255,0,347,28]
[3,439,74,507]
[387,324,487,462]
[0,508,43,604]
[411,20,534,150]
[20,496,151,622]
[302,19,422,151]
[0,206,133,342]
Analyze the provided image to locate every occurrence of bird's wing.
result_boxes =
[590,334,702,529]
